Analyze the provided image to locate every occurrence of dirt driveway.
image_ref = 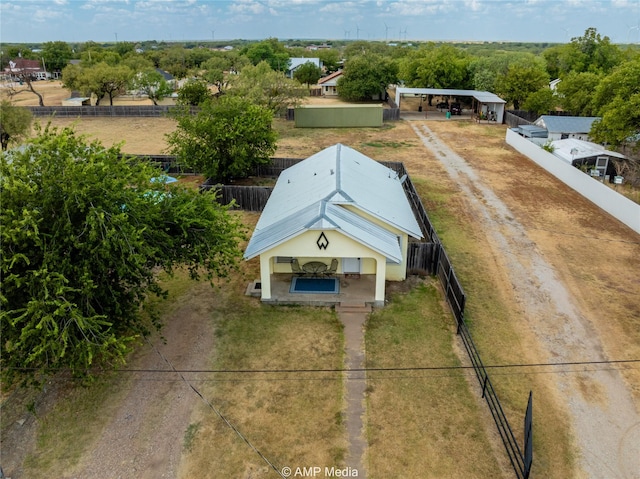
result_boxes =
[409,120,639,479]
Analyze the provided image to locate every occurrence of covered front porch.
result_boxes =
[246,273,377,307]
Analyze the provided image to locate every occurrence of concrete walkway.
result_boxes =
[335,303,371,479]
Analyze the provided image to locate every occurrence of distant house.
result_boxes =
[244,143,423,306]
[4,58,49,80]
[317,70,343,96]
[62,96,91,106]
[155,68,173,81]
[534,115,600,141]
[287,58,322,79]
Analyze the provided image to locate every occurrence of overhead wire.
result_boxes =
[10,358,640,377]
[144,337,286,479]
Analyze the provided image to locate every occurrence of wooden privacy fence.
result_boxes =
[406,242,438,275]
[27,105,198,118]
[206,185,274,212]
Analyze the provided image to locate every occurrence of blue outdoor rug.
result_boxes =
[290,277,339,294]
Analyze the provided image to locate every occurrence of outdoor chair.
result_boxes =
[324,258,338,277]
[291,258,305,276]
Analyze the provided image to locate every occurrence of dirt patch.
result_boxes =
[1,280,218,479]
[67,283,217,479]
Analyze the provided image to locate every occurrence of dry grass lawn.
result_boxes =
[4,89,638,478]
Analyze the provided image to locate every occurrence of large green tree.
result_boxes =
[227,61,305,115]
[543,27,623,78]
[494,55,549,110]
[293,61,323,88]
[337,54,398,101]
[242,38,290,72]
[41,41,74,72]
[590,56,640,148]
[176,80,212,106]
[0,126,244,382]
[398,44,471,89]
[167,96,277,182]
[0,100,33,150]
[200,52,250,93]
[133,69,173,105]
[555,71,602,116]
[62,62,134,105]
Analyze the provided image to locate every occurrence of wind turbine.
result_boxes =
[401,28,408,42]
[384,22,390,41]
[344,29,350,39]
[627,22,640,43]
[356,24,361,40]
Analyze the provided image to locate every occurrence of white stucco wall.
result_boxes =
[259,229,388,302]
[506,128,640,234]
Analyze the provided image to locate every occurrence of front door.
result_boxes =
[342,257,361,274]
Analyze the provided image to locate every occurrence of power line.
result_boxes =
[11,358,640,375]
[145,338,286,478]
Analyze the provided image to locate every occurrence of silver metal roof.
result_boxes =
[550,138,626,163]
[395,87,506,104]
[534,115,600,134]
[244,144,422,260]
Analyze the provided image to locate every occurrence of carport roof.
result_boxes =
[395,87,505,104]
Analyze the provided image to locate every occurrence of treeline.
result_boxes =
[3,29,639,149]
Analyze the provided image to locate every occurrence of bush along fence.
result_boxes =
[146,155,534,478]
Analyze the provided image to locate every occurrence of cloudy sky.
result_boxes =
[1,0,639,44]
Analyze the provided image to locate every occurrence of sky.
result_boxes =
[1,0,640,45]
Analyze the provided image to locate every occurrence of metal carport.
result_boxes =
[394,87,506,123]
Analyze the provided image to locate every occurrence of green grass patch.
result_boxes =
[361,140,411,149]
[183,422,201,452]
[366,281,502,479]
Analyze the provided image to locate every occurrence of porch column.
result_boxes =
[259,255,272,300]
[374,259,386,306]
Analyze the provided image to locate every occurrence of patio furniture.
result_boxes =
[302,261,328,277]
[291,258,304,276]
[324,258,338,277]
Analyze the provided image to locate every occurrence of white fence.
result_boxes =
[505,128,640,234]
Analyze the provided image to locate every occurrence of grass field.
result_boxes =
[366,281,508,479]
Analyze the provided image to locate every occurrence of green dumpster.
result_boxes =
[446,111,451,119]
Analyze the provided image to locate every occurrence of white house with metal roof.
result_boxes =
[244,144,423,306]
[534,115,600,141]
